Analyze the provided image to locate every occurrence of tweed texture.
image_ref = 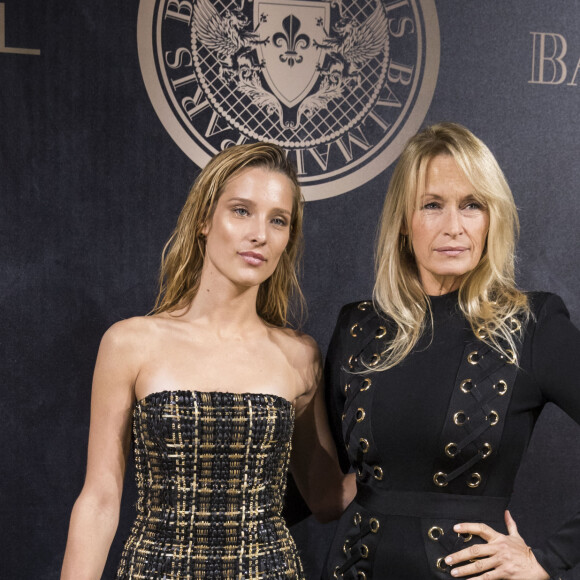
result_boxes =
[116,390,305,579]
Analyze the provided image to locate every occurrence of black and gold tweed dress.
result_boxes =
[116,390,305,580]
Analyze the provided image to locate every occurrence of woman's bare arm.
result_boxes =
[290,335,356,523]
[61,320,142,580]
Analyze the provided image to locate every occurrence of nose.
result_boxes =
[249,217,267,245]
[444,208,464,237]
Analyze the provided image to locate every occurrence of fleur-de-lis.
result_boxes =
[273,14,310,67]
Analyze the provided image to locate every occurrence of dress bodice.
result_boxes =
[117,390,305,580]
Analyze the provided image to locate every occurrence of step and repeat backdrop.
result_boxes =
[1,1,579,578]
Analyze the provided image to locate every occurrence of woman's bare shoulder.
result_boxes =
[99,315,167,358]
[270,326,321,370]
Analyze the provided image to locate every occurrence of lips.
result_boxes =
[435,246,468,257]
[238,251,266,266]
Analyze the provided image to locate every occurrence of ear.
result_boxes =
[200,220,211,237]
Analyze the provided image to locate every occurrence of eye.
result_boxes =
[271,216,289,227]
[464,201,484,210]
[422,201,441,210]
[233,207,249,217]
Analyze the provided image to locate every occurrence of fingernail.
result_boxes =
[454,524,462,531]
[451,570,458,577]
[445,557,452,564]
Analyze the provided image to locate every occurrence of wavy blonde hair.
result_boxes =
[152,142,305,327]
[373,122,529,370]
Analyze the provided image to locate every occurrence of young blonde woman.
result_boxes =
[61,143,355,579]
[324,123,580,579]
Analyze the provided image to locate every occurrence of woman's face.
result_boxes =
[201,167,294,291]
[409,154,489,295]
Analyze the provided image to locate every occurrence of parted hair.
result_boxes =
[373,122,529,370]
[152,142,304,327]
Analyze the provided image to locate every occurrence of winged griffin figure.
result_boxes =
[314,2,390,88]
[192,0,269,79]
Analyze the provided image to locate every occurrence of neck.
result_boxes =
[179,271,264,334]
[421,274,461,296]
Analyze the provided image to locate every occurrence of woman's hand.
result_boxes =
[444,510,550,579]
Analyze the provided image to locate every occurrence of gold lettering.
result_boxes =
[292,149,306,176]
[182,88,211,119]
[366,110,391,132]
[384,0,409,13]
[308,144,331,171]
[205,111,231,137]
[567,56,580,86]
[221,135,248,149]
[388,61,414,86]
[389,17,414,38]
[165,0,193,25]
[0,4,40,55]
[165,47,193,69]
[529,32,567,85]
[376,83,402,108]
[171,72,198,91]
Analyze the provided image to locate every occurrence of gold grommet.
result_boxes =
[475,326,487,339]
[375,326,387,339]
[509,318,521,333]
[436,557,449,571]
[356,466,363,477]
[460,532,473,542]
[481,442,492,459]
[453,411,468,426]
[348,355,357,369]
[344,383,351,394]
[360,544,369,558]
[356,408,366,422]
[334,566,340,578]
[494,380,508,395]
[504,349,516,364]
[368,353,380,367]
[460,379,473,393]
[341,413,346,421]
[342,539,350,554]
[360,378,372,391]
[488,410,499,426]
[357,572,367,580]
[351,323,362,337]
[358,301,372,311]
[467,472,482,488]
[445,442,459,458]
[369,518,380,533]
[359,438,369,453]
[353,512,362,526]
[373,466,383,480]
[428,526,444,541]
[433,472,448,487]
[467,350,480,365]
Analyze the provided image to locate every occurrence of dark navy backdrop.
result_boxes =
[1,1,579,578]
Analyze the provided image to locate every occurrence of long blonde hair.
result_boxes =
[373,122,529,370]
[152,143,305,327]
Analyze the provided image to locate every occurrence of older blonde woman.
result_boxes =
[325,123,580,579]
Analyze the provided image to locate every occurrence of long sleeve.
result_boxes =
[528,293,580,576]
[324,303,354,474]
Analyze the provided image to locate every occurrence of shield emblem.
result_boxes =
[254,0,330,109]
